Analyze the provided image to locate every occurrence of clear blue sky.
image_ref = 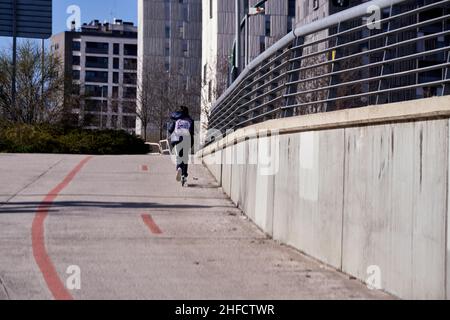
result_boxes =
[0,0,137,50]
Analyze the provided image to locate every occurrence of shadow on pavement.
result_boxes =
[0,201,216,214]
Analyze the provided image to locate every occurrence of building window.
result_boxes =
[72,56,80,66]
[124,44,137,56]
[182,41,188,57]
[177,21,184,38]
[259,36,266,53]
[113,72,119,84]
[288,0,296,17]
[123,101,136,114]
[113,58,119,69]
[123,73,137,85]
[178,59,184,71]
[86,42,109,54]
[111,101,119,113]
[72,41,81,51]
[112,86,119,98]
[122,115,136,129]
[72,70,80,80]
[86,56,109,69]
[85,70,108,83]
[265,15,271,37]
[85,85,108,98]
[165,2,170,19]
[165,24,171,38]
[124,58,137,70]
[72,84,80,95]
[182,5,188,21]
[85,99,103,113]
[123,87,136,99]
[114,43,120,55]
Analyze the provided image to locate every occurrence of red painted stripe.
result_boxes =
[142,165,149,172]
[32,156,92,300]
[141,214,162,235]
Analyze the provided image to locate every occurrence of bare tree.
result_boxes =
[200,55,230,133]
[137,59,202,142]
[0,40,66,125]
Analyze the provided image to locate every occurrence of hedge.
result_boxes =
[0,124,148,155]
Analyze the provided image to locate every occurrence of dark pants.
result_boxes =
[172,139,189,177]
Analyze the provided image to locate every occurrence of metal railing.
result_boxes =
[207,0,450,138]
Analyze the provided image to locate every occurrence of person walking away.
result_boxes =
[168,106,194,186]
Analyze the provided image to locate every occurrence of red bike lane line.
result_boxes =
[31,156,93,300]
[141,214,163,235]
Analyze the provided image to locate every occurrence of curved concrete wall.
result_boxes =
[201,96,450,299]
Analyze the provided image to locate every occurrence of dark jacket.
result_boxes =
[168,111,194,147]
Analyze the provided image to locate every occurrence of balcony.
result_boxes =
[86,42,109,55]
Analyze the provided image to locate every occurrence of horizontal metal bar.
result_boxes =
[211,41,450,127]
[284,62,450,98]
[285,46,450,87]
[212,82,286,129]
[287,29,450,76]
[208,0,450,137]
[211,71,288,124]
[291,14,450,63]
[211,0,407,112]
[283,79,450,110]
[290,0,450,53]
[210,49,291,119]
[235,108,279,128]
[219,95,285,131]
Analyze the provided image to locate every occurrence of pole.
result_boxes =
[11,0,17,109]
[41,38,45,98]
[100,86,103,129]
[245,14,249,66]
[235,0,240,72]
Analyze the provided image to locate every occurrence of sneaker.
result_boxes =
[176,168,182,182]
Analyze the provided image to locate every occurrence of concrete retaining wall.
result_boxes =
[200,96,450,299]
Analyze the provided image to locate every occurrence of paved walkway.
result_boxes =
[0,154,391,299]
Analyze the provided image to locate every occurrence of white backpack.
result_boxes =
[172,119,191,142]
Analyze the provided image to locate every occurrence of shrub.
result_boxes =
[0,124,148,155]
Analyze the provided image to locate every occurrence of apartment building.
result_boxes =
[51,20,138,133]
[201,0,296,137]
[137,0,202,140]
[294,0,448,111]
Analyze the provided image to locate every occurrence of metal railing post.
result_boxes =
[326,22,342,112]
[283,36,304,118]
[443,50,450,96]
[205,0,450,141]
[376,4,394,105]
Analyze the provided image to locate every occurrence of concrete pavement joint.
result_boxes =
[0,275,11,300]
[0,159,64,208]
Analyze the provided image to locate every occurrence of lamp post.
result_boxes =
[245,4,266,66]
[231,0,268,81]
[100,86,106,129]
